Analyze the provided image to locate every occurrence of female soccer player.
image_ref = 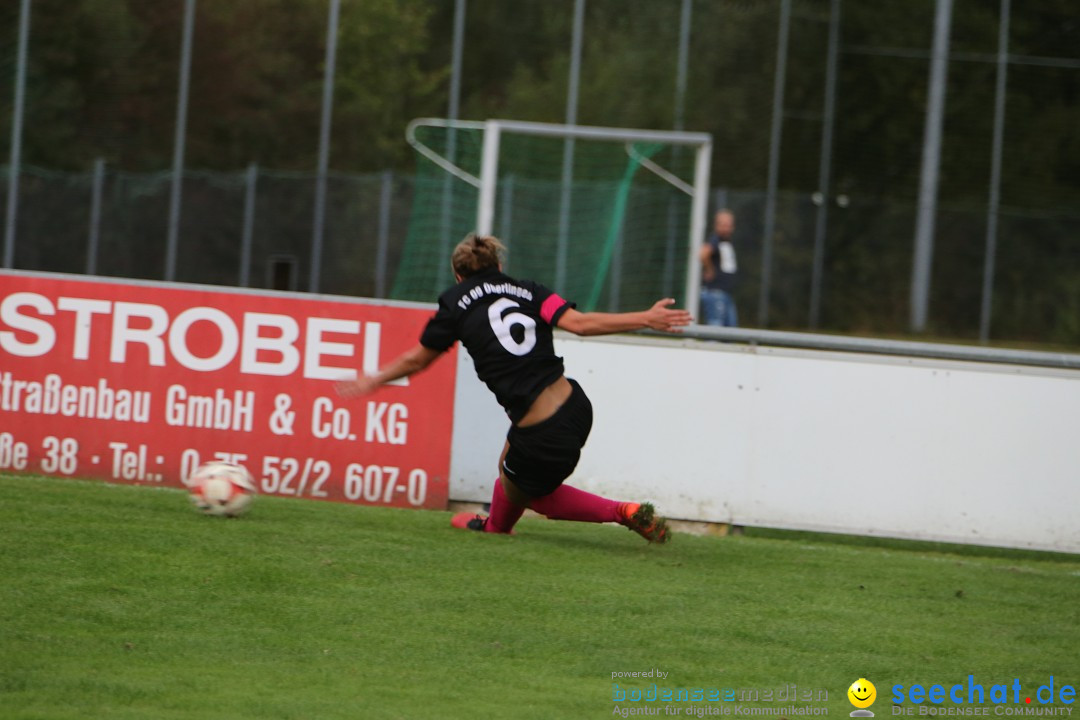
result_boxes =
[337,234,690,543]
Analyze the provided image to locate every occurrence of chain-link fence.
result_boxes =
[0,165,415,300]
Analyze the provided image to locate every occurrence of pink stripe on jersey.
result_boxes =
[540,294,567,325]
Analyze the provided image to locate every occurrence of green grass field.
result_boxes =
[1,475,1078,720]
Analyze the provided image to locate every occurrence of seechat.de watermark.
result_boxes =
[890,676,1075,716]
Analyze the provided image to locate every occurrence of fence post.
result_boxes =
[165,0,196,281]
[239,163,258,287]
[759,0,791,328]
[309,0,340,294]
[3,0,32,269]
[979,0,1010,344]
[910,0,954,332]
[555,0,586,294]
[86,158,105,275]
[375,170,393,299]
[664,0,692,300]
[809,0,841,329]
[437,0,466,284]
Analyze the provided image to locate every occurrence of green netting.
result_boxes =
[392,124,696,312]
[390,127,484,301]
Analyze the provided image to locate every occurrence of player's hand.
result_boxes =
[335,375,381,398]
[645,298,692,333]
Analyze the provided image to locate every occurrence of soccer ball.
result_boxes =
[187,461,256,517]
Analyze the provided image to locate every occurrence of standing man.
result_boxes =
[699,209,738,326]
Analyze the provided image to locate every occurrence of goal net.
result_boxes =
[392,119,711,315]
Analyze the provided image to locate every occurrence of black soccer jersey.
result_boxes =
[419,268,575,423]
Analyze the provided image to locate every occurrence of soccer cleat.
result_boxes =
[617,502,670,544]
[451,512,488,532]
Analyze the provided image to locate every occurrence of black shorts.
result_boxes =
[502,378,593,498]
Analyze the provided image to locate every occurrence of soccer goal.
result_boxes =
[393,118,711,316]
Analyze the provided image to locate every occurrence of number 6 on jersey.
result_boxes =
[488,298,537,356]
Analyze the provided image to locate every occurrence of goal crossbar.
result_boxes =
[481,118,711,146]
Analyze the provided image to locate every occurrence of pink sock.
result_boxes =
[485,477,525,533]
[530,484,621,523]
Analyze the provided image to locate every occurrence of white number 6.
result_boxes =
[488,298,537,356]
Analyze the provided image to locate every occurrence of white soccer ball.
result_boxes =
[187,461,256,517]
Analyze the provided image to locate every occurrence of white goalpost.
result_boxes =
[402,118,712,318]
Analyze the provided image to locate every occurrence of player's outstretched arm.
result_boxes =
[555,298,692,337]
[335,344,442,398]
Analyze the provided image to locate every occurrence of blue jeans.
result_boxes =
[700,288,738,327]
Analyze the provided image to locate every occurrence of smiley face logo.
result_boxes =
[848,678,877,711]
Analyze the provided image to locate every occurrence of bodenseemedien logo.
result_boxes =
[849,678,877,717]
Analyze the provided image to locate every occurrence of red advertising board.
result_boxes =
[0,271,456,509]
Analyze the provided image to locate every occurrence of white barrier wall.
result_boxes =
[449,333,1080,553]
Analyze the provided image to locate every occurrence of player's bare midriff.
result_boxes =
[516,375,573,428]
